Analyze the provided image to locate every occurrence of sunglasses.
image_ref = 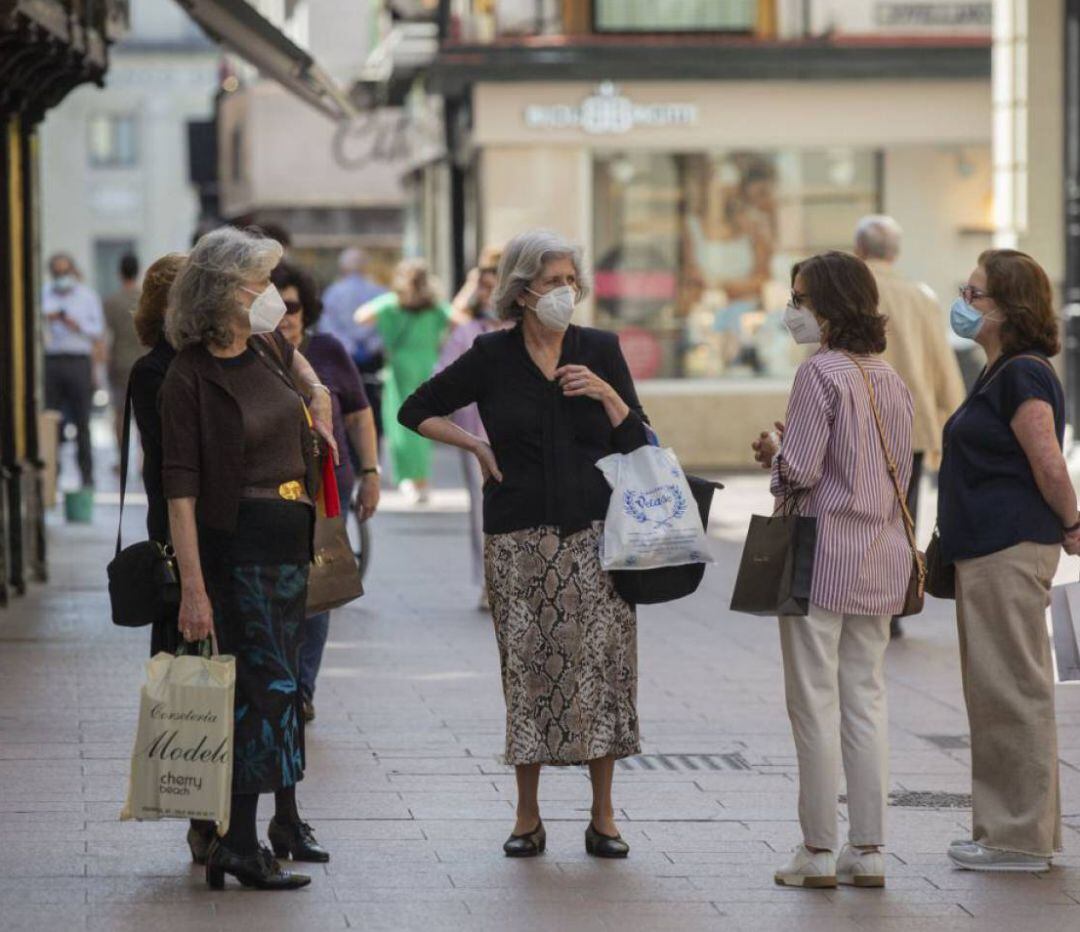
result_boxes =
[284,300,303,316]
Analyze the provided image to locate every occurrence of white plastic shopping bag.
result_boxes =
[596,445,715,571]
[121,648,235,831]
[1050,581,1080,683]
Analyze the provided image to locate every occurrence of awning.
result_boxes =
[176,0,358,121]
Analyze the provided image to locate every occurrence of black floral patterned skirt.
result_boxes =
[484,522,640,767]
[201,499,312,795]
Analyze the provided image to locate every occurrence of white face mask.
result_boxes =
[527,285,576,332]
[782,302,822,345]
[242,284,287,334]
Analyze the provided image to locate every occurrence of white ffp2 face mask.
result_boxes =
[527,285,576,332]
[782,302,822,345]
[242,284,288,334]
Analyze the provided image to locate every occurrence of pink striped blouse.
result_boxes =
[770,350,914,617]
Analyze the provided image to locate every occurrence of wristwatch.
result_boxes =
[310,382,331,397]
[360,466,380,477]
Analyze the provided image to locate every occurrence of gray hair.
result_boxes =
[166,226,283,350]
[493,229,590,322]
[854,214,903,262]
[338,247,367,274]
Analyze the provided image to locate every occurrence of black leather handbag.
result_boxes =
[106,382,180,628]
[610,476,722,605]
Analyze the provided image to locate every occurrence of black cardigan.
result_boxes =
[129,337,177,543]
[398,324,649,535]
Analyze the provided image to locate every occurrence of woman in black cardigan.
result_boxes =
[399,229,649,860]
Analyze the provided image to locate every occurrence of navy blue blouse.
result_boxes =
[937,353,1065,563]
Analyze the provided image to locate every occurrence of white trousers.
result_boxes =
[779,604,891,851]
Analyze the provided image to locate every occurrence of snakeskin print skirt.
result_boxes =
[484,522,640,766]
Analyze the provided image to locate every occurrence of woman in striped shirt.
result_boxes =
[753,251,914,890]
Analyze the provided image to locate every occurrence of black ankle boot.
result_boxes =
[268,816,330,863]
[205,839,311,890]
[503,820,545,858]
[585,822,629,859]
[187,821,216,865]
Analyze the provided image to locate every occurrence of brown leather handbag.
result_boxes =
[846,354,925,617]
[307,456,363,617]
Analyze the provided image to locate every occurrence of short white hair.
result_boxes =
[338,247,367,274]
[855,215,903,262]
[493,229,590,321]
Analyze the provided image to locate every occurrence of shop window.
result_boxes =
[593,149,879,380]
[87,114,138,168]
[594,0,756,32]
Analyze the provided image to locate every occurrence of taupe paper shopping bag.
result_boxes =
[1050,581,1080,683]
[120,650,235,831]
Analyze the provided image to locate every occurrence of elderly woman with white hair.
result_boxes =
[399,229,650,859]
[162,226,336,890]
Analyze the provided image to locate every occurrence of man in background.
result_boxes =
[103,253,143,466]
[42,252,104,489]
[854,215,966,638]
[321,247,387,433]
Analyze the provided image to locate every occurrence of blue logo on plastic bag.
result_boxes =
[622,485,687,529]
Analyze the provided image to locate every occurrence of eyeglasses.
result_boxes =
[790,290,809,309]
[958,285,992,303]
[284,300,303,316]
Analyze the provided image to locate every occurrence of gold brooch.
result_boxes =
[278,480,303,501]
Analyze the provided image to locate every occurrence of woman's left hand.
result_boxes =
[554,364,613,402]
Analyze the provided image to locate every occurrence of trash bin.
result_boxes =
[64,488,94,524]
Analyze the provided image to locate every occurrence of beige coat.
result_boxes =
[871,260,965,466]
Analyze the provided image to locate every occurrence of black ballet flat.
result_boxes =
[268,817,330,863]
[187,821,216,865]
[205,839,311,890]
[585,822,630,859]
[503,820,546,858]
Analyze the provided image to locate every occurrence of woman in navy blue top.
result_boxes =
[938,249,1079,873]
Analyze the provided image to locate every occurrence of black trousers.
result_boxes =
[45,353,94,486]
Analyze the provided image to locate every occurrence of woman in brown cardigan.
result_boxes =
[162,227,335,890]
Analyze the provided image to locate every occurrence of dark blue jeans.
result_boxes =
[299,473,352,701]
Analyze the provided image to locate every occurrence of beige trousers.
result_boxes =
[779,604,891,851]
[955,541,1062,857]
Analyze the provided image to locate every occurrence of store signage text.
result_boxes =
[874,2,991,27]
[523,83,698,135]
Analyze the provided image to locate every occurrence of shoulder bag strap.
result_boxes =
[112,377,133,557]
[843,354,924,580]
[977,353,1057,394]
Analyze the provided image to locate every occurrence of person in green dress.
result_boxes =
[355,259,451,501]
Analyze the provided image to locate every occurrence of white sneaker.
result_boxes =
[947,842,1050,873]
[836,843,885,887]
[774,844,837,888]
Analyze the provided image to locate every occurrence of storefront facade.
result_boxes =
[437,78,993,466]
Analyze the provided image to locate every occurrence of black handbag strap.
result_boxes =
[114,376,134,558]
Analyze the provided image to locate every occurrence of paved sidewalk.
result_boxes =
[2,464,1080,931]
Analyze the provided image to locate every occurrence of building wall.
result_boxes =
[39,18,218,294]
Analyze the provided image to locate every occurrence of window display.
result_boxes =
[593,149,879,380]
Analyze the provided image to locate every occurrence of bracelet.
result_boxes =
[310,383,331,396]
[360,466,380,476]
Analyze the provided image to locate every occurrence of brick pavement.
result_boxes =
[2,458,1080,931]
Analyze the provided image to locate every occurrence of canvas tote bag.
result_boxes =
[120,639,234,832]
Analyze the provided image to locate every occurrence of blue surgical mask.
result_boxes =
[53,274,76,293]
[950,297,995,340]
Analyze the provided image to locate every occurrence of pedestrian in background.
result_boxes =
[104,253,144,467]
[939,250,1079,873]
[42,252,104,489]
[126,251,220,864]
[853,216,965,638]
[399,229,647,860]
[436,244,505,609]
[753,252,913,890]
[356,258,451,504]
[272,259,380,722]
[163,227,335,890]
